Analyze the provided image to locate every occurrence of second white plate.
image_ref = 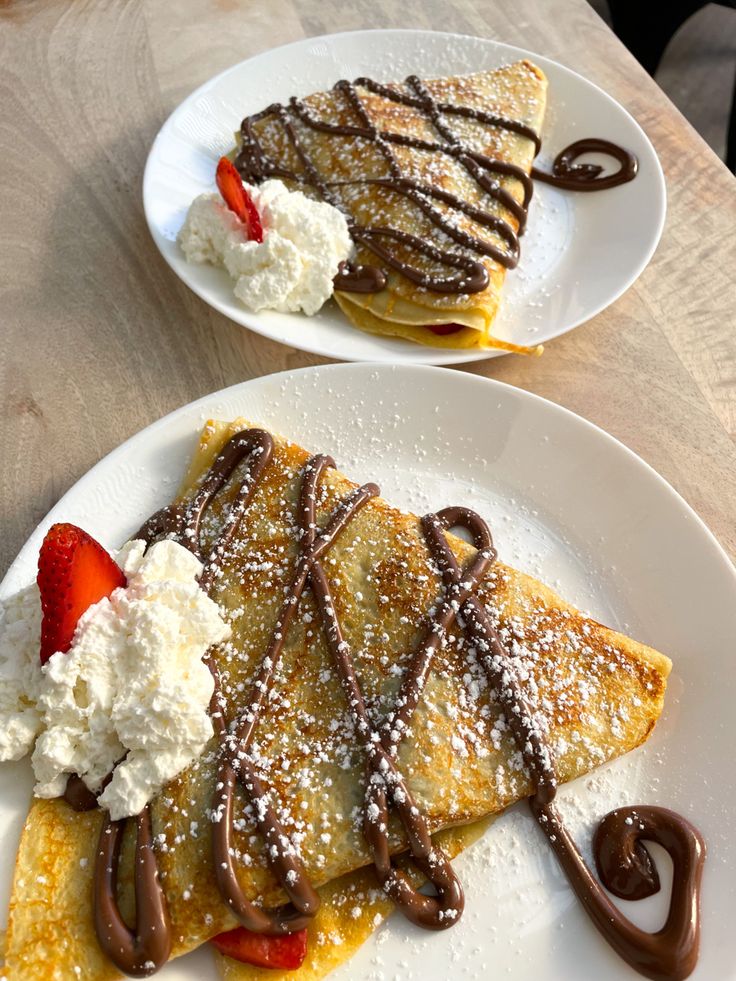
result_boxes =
[1,364,733,980]
[143,29,666,365]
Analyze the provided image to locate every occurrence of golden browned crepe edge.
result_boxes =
[216,818,494,981]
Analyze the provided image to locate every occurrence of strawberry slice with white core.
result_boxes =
[36,523,126,664]
[216,156,264,243]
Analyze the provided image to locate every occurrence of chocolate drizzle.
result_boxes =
[420,508,557,803]
[208,450,378,932]
[64,773,100,812]
[74,428,701,979]
[334,259,387,293]
[233,74,639,296]
[533,801,705,981]
[300,463,463,929]
[532,137,639,191]
[94,807,171,978]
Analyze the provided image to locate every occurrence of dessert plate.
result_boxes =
[1,363,732,980]
[143,29,666,365]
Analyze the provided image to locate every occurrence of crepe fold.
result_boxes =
[3,420,670,979]
[236,61,547,350]
[215,818,494,981]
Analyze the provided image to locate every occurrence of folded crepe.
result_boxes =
[3,420,670,979]
[234,62,547,351]
[215,818,493,981]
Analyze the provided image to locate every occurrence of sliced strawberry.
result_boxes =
[215,156,264,243]
[428,323,464,336]
[210,927,308,970]
[37,523,126,664]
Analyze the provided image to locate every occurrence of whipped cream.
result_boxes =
[0,583,43,761]
[0,539,230,821]
[178,178,352,315]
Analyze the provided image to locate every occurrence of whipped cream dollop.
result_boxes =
[178,178,353,315]
[0,538,230,821]
[0,583,43,762]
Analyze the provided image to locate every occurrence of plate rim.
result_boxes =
[142,28,667,366]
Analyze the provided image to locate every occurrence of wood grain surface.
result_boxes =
[1,0,735,575]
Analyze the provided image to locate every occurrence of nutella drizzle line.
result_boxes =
[150,431,324,934]
[297,457,463,929]
[64,766,171,978]
[334,259,387,293]
[66,766,170,977]
[76,428,702,980]
[208,449,378,932]
[233,74,638,295]
[419,508,705,980]
[94,807,171,978]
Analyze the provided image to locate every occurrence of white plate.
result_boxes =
[143,29,666,365]
[1,364,732,981]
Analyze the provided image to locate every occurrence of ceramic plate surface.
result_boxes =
[1,364,732,980]
[143,30,666,365]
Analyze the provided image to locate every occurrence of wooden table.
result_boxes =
[1,0,735,575]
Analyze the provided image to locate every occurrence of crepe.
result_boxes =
[3,420,670,979]
[216,818,493,981]
[234,62,547,350]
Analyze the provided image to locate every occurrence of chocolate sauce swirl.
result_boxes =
[532,137,638,191]
[532,801,705,981]
[233,75,639,296]
[70,428,700,979]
